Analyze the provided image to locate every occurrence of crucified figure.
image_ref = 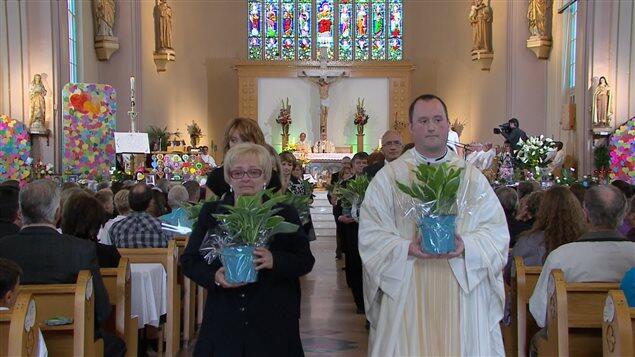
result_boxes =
[301,71,346,138]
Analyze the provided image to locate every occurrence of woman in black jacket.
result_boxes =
[182,143,315,356]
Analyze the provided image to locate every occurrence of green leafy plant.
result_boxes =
[184,195,217,231]
[213,189,299,245]
[273,190,312,222]
[148,126,170,151]
[396,163,463,215]
[593,145,610,170]
[337,174,370,209]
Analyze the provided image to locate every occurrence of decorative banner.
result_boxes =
[148,152,209,182]
[0,115,31,182]
[62,83,117,179]
[609,117,634,184]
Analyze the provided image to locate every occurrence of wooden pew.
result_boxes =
[118,240,181,357]
[0,292,41,356]
[175,236,196,347]
[19,270,104,356]
[603,290,635,356]
[510,256,542,357]
[100,258,138,357]
[538,269,619,356]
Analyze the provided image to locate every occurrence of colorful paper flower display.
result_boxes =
[62,83,117,179]
[609,117,634,184]
[0,115,31,181]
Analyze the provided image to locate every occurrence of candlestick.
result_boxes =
[379,138,382,148]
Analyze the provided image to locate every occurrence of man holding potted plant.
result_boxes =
[358,94,509,356]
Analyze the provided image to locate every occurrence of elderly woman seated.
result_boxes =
[181,143,315,356]
[160,184,193,232]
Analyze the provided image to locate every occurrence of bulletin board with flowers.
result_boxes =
[609,117,634,184]
[62,83,117,180]
[0,115,31,182]
[148,152,211,182]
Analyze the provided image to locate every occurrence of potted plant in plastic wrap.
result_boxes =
[396,163,463,254]
[200,190,298,284]
[336,174,370,221]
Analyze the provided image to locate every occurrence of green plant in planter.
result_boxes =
[337,174,371,209]
[148,126,170,151]
[593,145,610,171]
[273,190,312,223]
[395,163,463,215]
[213,189,299,245]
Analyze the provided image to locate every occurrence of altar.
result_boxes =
[293,152,350,187]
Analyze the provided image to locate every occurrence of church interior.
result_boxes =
[0,0,634,356]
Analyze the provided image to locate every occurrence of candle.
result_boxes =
[379,138,382,148]
[130,76,135,101]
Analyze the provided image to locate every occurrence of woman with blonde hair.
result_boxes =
[182,143,314,355]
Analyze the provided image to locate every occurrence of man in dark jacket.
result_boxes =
[501,118,528,154]
[0,185,20,238]
[0,179,125,356]
[363,130,404,179]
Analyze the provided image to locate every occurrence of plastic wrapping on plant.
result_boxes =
[395,162,490,255]
[351,197,362,222]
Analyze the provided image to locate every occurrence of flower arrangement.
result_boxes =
[297,153,311,167]
[31,161,54,179]
[515,135,556,170]
[451,118,467,136]
[276,98,292,127]
[396,163,463,254]
[282,142,297,152]
[148,126,170,151]
[187,121,203,147]
[354,98,369,135]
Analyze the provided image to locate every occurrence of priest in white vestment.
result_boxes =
[359,94,509,356]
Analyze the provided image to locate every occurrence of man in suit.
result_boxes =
[0,179,125,356]
[363,130,404,179]
[0,185,20,238]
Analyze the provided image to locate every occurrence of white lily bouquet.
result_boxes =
[199,190,298,284]
[515,135,556,175]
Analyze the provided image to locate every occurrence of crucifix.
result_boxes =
[299,47,347,139]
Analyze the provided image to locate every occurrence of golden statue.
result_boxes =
[155,0,174,51]
[469,0,492,52]
[592,76,612,127]
[93,0,115,37]
[527,0,548,38]
[29,74,47,134]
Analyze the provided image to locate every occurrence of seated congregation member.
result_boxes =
[628,195,635,241]
[0,185,20,238]
[181,143,315,356]
[503,187,584,283]
[0,179,125,356]
[62,191,121,268]
[95,189,115,218]
[97,189,130,245]
[160,184,193,229]
[569,182,587,205]
[0,258,48,357]
[364,130,404,179]
[517,180,538,200]
[335,151,369,314]
[515,190,543,228]
[183,180,201,204]
[529,185,635,330]
[206,118,281,197]
[611,179,634,236]
[110,183,171,248]
[495,186,530,247]
[147,187,169,217]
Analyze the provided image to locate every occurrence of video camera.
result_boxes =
[493,123,512,135]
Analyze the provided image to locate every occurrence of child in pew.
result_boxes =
[0,258,48,357]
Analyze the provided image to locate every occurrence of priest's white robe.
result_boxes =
[359,148,509,356]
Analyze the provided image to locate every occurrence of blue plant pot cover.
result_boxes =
[419,215,457,254]
[221,245,258,284]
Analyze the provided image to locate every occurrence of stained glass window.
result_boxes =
[247,0,402,61]
[67,0,79,82]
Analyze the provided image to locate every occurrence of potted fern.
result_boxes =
[396,163,463,254]
[337,174,371,221]
[203,190,298,284]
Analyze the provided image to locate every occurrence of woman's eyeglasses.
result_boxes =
[229,169,263,179]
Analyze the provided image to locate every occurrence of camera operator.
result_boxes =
[495,118,527,154]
